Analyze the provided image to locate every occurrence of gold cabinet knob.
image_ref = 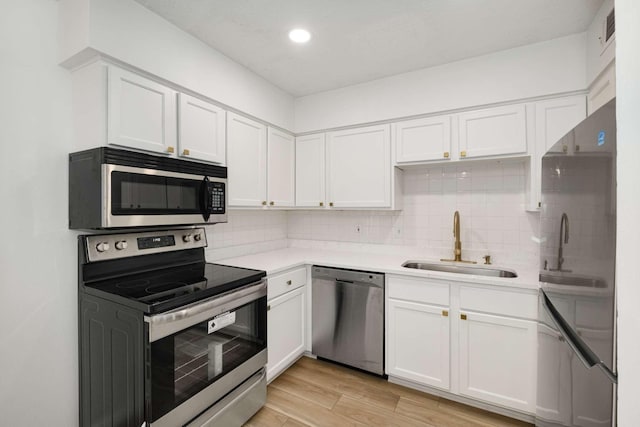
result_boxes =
[166,146,175,153]
[444,152,450,158]
[286,280,292,285]
[267,305,271,311]
[182,148,190,156]
[329,202,334,207]
[262,201,267,206]
[319,202,324,207]
[269,201,274,206]
[460,150,467,158]
[575,144,581,152]
[460,314,467,320]
[442,310,449,317]
[562,145,568,153]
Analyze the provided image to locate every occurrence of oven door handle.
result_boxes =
[145,280,266,342]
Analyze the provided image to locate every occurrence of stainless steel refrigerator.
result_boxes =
[536,98,617,426]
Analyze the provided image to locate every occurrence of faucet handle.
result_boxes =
[483,255,492,265]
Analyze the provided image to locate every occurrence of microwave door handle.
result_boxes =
[201,176,211,221]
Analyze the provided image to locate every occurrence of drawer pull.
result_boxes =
[286,280,292,286]
[442,310,448,317]
[460,314,467,320]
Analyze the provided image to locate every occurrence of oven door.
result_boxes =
[104,164,227,228]
[145,281,267,427]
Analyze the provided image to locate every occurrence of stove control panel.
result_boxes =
[85,228,208,262]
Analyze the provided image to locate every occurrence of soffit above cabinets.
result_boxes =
[134,0,603,97]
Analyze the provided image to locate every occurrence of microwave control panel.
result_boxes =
[208,182,226,214]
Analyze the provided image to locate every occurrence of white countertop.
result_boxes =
[215,247,540,291]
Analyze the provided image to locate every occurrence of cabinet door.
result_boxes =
[458,311,536,413]
[227,112,267,207]
[387,299,450,390]
[588,63,616,116]
[267,287,306,382]
[536,322,572,425]
[107,67,176,155]
[177,93,226,164]
[528,96,586,210]
[295,133,326,208]
[267,127,295,207]
[326,124,391,208]
[458,104,527,158]
[394,116,451,163]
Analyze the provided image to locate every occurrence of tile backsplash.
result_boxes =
[205,161,540,267]
[288,160,540,266]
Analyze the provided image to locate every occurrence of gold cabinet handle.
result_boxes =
[166,146,175,154]
[460,314,467,320]
[444,152,450,158]
[269,201,275,206]
[267,305,271,311]
[460,150,467,158]
[329,202,334,207]
[562,145,568,153]
[575,144,581,152]
[442,310,449,317]
[261,201,267,206]
[319,202,324,207]
[286,280,292,286]
[182,148,190,156]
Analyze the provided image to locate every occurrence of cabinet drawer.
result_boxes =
[459,286,537,320]
[387,276,449,306]
[268,267,306,300]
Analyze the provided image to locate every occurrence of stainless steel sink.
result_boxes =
[402,261,518,278]
[539,273,607,288]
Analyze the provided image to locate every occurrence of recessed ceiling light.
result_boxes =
[289,28,311,44]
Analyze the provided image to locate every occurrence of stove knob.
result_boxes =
[115,240,128,250]
[194,234,202,242]
[183,234,192,243]
[96,242,110,252]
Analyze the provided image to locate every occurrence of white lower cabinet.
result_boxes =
[458,311,537,413]
[387,299,450,390]
[266,267,307,382]
[386,275,538,416]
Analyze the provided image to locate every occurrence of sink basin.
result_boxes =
[402,261,518,278]
[539,273,607,288]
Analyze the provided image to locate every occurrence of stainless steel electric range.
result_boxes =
[78,227,267,427]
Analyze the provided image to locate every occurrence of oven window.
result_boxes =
[149,297,267,422]
[111,171,201,215]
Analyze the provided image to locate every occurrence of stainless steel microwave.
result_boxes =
[69,147,227,229]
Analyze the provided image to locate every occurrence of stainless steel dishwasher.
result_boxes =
[312,266,384,375]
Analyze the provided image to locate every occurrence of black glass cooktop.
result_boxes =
[84,263,266,314]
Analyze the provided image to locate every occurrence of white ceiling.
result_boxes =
[135,0,603,97]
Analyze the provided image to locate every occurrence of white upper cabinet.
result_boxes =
[295,133,326,208]
[227,112,267,207]
[177,93,226,164]
[535,96,587,153]
[107,67,177,155]
[267,127,295,207]
[458,104,527,159]
[527,95,586,210]
[588,63,616,116]
[326,124,391,208]
[394,116,452,163]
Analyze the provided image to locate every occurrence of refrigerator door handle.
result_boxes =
[542,292,617,383]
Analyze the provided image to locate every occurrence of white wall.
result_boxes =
[585,0,615,85]
[0,1,78,425]
[614,0,640,424]
[288,161,539,267]
[294,33,587,133]
[59,0,295,131]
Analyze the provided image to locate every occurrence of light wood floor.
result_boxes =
[244,357,533,427]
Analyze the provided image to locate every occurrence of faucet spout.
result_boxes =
[441,211,476,264]
[551,213,571,272]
